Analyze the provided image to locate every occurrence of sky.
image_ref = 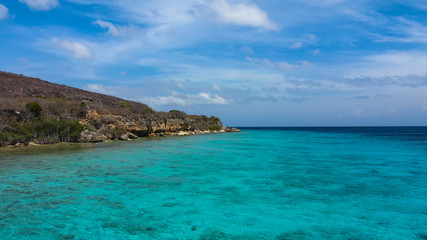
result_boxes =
[1,0,427,126]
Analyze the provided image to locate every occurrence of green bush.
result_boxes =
[77,101,88,118]
[0,117,85,145]
[143,108,155,114]
[208,116,220,123]
[118,101,130,108]
[0,126,33,145]
[26,102,42,118]
[208,125,221,131]
[168,110,187,119]
[100,128,127,139]
[33,118,85,142]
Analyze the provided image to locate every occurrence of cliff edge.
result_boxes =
[0,71,239,147]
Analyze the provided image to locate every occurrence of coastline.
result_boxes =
[0,72,240,149]
[0,127,240,150]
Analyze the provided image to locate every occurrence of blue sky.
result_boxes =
[1,0,427,126]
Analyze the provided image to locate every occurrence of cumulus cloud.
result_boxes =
[0,4,8,19]
[211,0,279,31]
[18,0,59,11]
[52,38,93,59]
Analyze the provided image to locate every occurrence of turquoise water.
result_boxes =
[0,128,426,239]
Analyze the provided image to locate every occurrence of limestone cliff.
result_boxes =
[0,71,239,147]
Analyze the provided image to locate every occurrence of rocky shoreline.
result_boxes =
[78,126,240,143]
[0,71,240,148]
[3,127,240,148]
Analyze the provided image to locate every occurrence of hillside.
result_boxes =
[0,71,238,147]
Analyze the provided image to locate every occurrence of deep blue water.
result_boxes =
[0,127,426,239]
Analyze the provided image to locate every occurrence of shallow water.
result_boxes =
[1,128,426,239]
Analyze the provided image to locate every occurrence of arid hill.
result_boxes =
[0,71,150,115]
[0,71,238,147]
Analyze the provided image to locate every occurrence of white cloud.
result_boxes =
[212,84,221,90]
[289,34,317,49]
[312,49,320,55]
[84,84,116,95]
[138,96,187,106]
[342,8,377,23]
[379,18,427,44]
[0,4,8,19]
[93,20,121,36]
[211,0,279,31]
[92,20,135,37]
[305,33,317,41]
[346,51,427,78]
[18,0,59,11]
[303,0,347,7]
[138,92,229,106]
[240,45,254,54]
[52,38,93,59]
[198,92,228,105]
[246,57,312,71]
[290,41,303,49]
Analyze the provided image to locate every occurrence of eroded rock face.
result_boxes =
[223,127,240,132]
[119,134,129,141]
[79,130,108,142]
[80,110,236,137]
[76,110,241,143]
[128,133,138,139]
[0,71,241,147]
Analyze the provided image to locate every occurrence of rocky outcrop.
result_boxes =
[76,111,240,143]
[223,127,240,132]
[0,71,240,147]
[128,132,138,139]
[79,130,108,142]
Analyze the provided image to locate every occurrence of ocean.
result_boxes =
[0,127,426,239]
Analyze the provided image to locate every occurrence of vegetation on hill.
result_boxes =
[0,71,237,147]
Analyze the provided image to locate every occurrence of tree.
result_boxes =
[26,102,42,118]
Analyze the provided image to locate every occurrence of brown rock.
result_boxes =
[80,130,108,142]
[128,133,138,139]
[119,134,129,140]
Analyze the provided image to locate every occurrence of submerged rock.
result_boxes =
[199,229,229,240]
[417,233,427,240]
